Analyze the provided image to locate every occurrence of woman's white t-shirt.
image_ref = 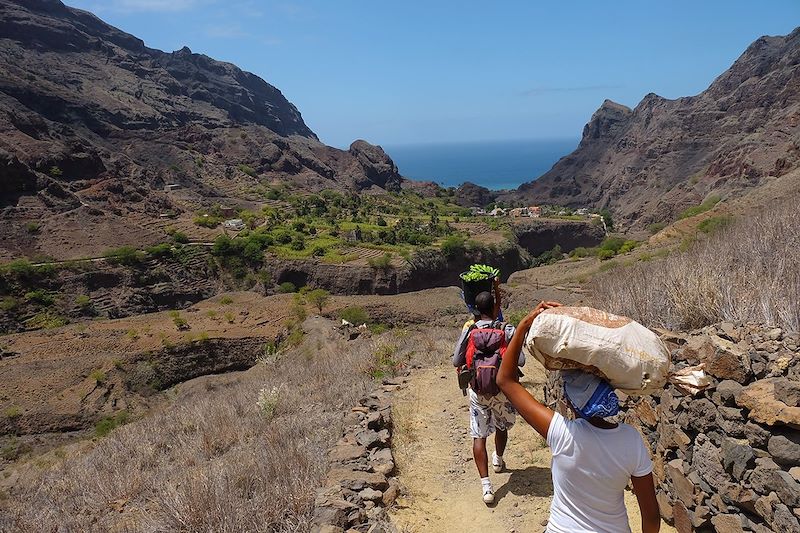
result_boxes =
[545,412,653,533]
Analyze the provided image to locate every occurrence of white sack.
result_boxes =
[523,307,671,395]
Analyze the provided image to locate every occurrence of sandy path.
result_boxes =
[389,364,677,533]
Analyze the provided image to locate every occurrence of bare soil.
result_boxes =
[390,364,677,533]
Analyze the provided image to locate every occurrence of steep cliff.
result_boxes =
[504,28,800,228]
[0,0,403,213]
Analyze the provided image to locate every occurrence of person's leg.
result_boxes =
[469,390,495,504]
[473,437,489,478]
[495,429,508,457]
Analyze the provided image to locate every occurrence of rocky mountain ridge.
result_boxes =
[0,0,404,255]
[503,28,800,228]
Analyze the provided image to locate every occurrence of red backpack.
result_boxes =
[465,321,508,396]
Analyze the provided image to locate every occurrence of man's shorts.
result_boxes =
[468,388,517,438]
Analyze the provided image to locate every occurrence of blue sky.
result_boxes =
[66,0,799,148]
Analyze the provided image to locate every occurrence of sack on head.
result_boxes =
[466,322,508,396]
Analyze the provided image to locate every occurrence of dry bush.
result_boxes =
[591,202,800,332]
[1,325,454,532]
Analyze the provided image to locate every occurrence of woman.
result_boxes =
[496,302,661,533]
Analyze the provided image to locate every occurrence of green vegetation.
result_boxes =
[506,309,528,327]
[306,288,330,313]
[28,311,68,329]
[48,166,63,177]
[25,222,40,234]
[89,369,106,385]
[4,406,21,420]
[219,296,234,305]
[647,222,667,235]
[340,306,368,325]
[94,411,130,437]
[441,235,466,258]
[194,215,223,228]
[600,209,614,231]
[171,231,190,244]
[366,343,402,379]
[104,246,145,266]
[278,282,297,293]
[368,252,393,270]
[75,295,92,311]
[169,310,188,330]
[532,245,564,267]
[146,243,173,258]
[678,195,721,220]
[698,215,734,234]
[24,289,55,306]
[237,164,257,177]
[1,296,18,312]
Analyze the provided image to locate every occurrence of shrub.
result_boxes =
[618,240,639,254]
[237,164,257,177]
[340,306,368,325]
[256,387,280,419]
[1,296,18,312]
[3,258,34,278]
[75,295,92,311]
[368,252,393,270]
[306,288,330,313]
[169,311,188,330]
[597,249,616,261]
[289,236,305,251]
[146,243,173,258]
[94,411,129,438]
[698,215,734,234]
[647,222,667,235]
[48,166,63,177]
[194,215,222,228]
[599,236,626,254]
[678,195,721,219]
[25,222,40,234]
[104,246,145,266]
[440,235,466,258]
[89,369,106,385]
[600,208,614,231]
[28,311,68,329]
[171,231,189,244]
[24,290,55,306]
[278,282,297,293]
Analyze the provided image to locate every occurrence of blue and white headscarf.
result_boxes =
[562,370,619,419]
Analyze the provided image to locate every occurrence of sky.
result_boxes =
[65,0,800,149]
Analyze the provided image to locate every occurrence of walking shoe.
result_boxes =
[482,487,495,504]
[492,452,505,473]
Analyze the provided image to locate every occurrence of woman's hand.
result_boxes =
[517,301,562,331]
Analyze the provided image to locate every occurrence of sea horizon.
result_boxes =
[384,138,578,191]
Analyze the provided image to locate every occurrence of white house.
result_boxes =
[223,219,246,231]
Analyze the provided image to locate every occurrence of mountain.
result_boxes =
[0,0,403,243]
[502,28,800,228]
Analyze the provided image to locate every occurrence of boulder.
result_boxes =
[667,459,697,507]
[721,438,754,479]
[692,438,728,489]
[768,430,800,467]
[673,501,693,533]
[707,335,751,383]
[736,378,800,428]
[327,468,389,491]
[772,503,800,531]
[774,379,800,407]
[329,444,368,463]
[710,514,744,533]
[716,380,743,406]
[358,488,383,501]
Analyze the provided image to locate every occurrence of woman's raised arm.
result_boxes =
[497,301,561,439]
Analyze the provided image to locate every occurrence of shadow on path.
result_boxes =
[493,465,554,504]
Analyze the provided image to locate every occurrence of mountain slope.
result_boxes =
[503,28,800,228]
[0,0,403,257]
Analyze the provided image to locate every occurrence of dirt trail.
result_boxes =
[389,364,677,533]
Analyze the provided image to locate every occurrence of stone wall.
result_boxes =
[619,324,799,532]
[311,377,407,533]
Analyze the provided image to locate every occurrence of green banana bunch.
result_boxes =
[459,264,500,282]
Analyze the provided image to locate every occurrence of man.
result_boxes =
[452,288,522,505]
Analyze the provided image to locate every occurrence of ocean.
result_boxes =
[385,138,578,191]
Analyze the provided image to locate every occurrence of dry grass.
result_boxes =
[1,324,452,532]
[592,202,799,332]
